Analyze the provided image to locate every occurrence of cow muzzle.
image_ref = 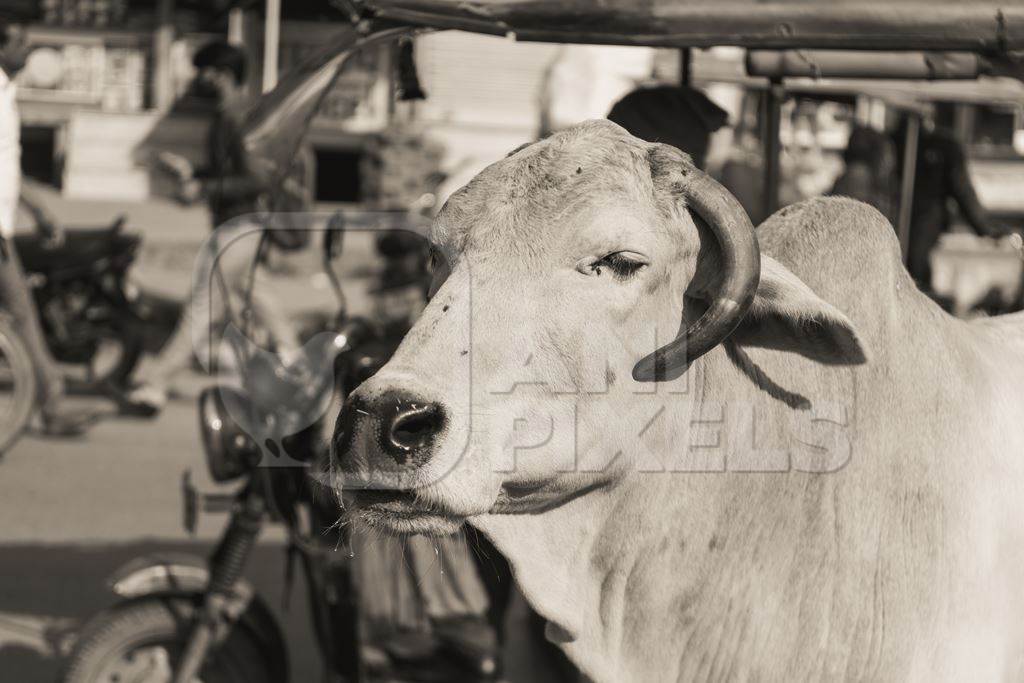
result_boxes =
[334,389,447,481]
[331,388,464,534]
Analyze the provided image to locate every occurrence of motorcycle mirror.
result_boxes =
[109,215,127,234]
[323,212,348,315]
[324,211,345,260]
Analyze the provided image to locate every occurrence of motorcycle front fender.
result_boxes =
[105,554,291,681]
[103,552,290,679]
[108,553,256,617]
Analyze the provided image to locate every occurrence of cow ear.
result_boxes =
[728,255,869,365]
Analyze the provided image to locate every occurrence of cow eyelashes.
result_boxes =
[427,246,444,273]
[426,246,452,300]
[590,252,646,280]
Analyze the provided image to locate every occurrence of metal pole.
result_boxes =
[227,7,245,46]
[679,48,692,87]
[897,115,921,264]
[762,78,783,220]
[262,0,282,93]
[152,0,174,110]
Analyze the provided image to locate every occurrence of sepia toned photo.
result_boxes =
[1,2,1024,682]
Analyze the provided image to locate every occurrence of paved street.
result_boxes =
[0,191,556,683]
[0,369,325,681]
[0,366,553,683]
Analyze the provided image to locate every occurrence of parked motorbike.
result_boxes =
[60,219,501,683]
[13,214,180,390]
[0,309,38,456]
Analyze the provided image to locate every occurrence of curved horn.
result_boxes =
[632,160,761,382]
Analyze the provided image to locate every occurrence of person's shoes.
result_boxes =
[106,382,166,418]
[37,406,98,437]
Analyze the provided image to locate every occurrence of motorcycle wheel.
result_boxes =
[0,314,37,455]
[61,598,284,683]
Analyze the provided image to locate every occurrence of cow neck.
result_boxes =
[473,465,706,680]
[469,485,620,678]
[473,343,900,680]
[470,351,724,680]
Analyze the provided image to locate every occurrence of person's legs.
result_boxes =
[0,241,63,401]
[209,224,300,360]
[125,223,299,414]
[0,240,93,434]
[245,281,301,360]
[206,224,300,362]
[126,297,212,410]
[408,531,490,619]
[464,525,513,642]
[124,234,236,412]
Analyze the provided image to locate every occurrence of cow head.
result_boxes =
[329,120,866,535]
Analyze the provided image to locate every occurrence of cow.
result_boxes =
[329,120,1024,682]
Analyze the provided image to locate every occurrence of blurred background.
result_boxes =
[5,1,1024,309]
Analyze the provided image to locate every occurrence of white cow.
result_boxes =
[330,120,1024,681]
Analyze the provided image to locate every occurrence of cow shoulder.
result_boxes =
[730,197,908,365]
[755,196,905,303]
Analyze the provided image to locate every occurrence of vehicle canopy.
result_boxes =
[344,0,1024,50]
[241,0,1024,240]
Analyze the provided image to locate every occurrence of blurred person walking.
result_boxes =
[894,117,1017,289]
[120,41,306,417]
[829,125,898,223]
[0,19,94,436]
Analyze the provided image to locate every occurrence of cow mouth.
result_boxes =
[348,490,466,536]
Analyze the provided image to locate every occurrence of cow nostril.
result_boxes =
[387,403,444,454]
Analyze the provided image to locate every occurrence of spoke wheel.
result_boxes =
[95,644,182,683]
[0,315,37,455]
[61,598,282,683]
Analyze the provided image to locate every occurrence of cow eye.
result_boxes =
[426,245,451,299]
[427,246,441,273]
[589,252,646,280]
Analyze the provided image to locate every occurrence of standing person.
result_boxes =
[895,117,1016,289]
[829,125,898,223]
[120,41,304,416]
[0,20,93,436]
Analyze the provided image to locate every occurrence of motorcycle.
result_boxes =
[13,213,180,390]
[60,220,502,683]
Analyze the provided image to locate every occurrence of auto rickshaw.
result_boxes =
[688,60,1024,314]
[61,2,1024,681]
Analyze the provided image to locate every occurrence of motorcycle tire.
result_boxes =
[60,597,285,683]
[0,313,37,455]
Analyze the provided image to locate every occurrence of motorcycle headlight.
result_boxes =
[352,351,387,384]
[198,386,261,483]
